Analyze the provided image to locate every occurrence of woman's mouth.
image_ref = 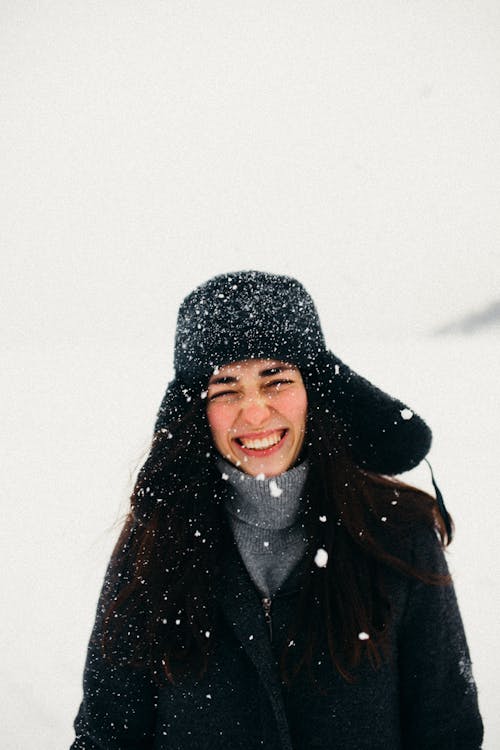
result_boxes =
[234,429,288,456]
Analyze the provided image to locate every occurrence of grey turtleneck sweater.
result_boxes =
[217,458,309,598]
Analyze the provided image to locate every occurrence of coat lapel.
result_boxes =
[215,528,293,750]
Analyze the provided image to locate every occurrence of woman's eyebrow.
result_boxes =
[208,375,239,386]
[208,365,296,385]
[258,366,296,377]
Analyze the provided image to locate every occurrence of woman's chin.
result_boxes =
[229,453,295,478]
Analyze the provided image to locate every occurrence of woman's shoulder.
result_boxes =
[368,471,442,522]
[364,471,436,509]
[362,474,450,574]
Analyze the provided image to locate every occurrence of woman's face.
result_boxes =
[206,358,308,477]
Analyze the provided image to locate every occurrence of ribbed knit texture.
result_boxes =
[217,458,309,598]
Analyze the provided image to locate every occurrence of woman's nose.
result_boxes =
[240,395,271,425]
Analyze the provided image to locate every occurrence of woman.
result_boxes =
[71,271,483,749]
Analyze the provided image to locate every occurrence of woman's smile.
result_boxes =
[234,428,288,454]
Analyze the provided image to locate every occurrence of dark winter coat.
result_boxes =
[71,515,483,750]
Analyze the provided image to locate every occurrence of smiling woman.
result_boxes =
[71,271,483,750]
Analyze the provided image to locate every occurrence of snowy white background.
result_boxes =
[2,2,499,748]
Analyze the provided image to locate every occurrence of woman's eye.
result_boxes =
[208,390,236,401]
[266,379,293,389]
[208,380,294,401]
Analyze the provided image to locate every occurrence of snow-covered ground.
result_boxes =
[2,330,498,748]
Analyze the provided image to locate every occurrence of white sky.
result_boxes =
[1,2,499,748]
[2,1,499,352]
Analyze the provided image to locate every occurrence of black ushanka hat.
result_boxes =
[154,270,450,533]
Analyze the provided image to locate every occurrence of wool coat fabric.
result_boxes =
[71,504,483,750]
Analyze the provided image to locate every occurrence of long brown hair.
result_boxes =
[100,386,451,686]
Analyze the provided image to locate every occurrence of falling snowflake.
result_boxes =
[269,480,282,497]
[400,408,413,420]
[314,548,328,567]
[358,632,370,641]
[319,515,327,523]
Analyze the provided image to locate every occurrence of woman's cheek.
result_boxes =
[276,389,308,422]
[206,404,233,447]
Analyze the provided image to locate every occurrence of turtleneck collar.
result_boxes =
[217,457,309,530]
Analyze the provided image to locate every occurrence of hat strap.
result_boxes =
[424,459,453,542]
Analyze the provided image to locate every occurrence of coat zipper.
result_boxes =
[261,597,273,642]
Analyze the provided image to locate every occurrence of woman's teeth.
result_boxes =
[237,430,285,450]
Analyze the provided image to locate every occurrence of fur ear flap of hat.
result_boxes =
[153,270,432,477]
[307,351,432,475]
